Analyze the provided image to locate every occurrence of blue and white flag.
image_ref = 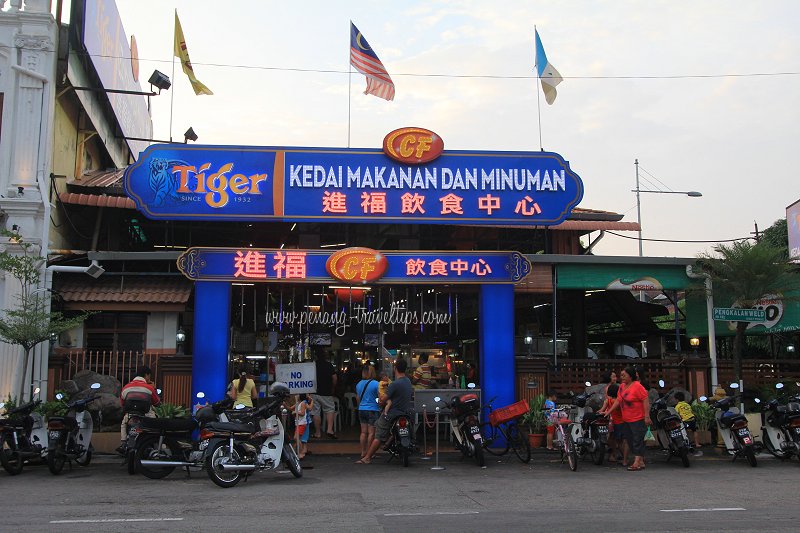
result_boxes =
[535,29,562,105]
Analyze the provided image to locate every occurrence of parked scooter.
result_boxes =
[649,379,691,467]
[701,383,757,467]
[46,382,101,474]
[204,382,301,488]
[134,392,234,479]
[757,382,800,460]
[122,387,160,475]
[437,385,484,467]
[570,381,610,465]
[382,410,416,467]
[0,388,48,475]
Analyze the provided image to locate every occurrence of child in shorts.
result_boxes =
[545,390,557,450]
[294,394,314,459]
[674,391,701,449]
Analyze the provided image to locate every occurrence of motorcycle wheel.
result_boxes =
[592,441,606,465]
[0,434,24,475]
[566,436,578,472]
[470,435,485,467]
[126,449,137,475]
[206,441,243,488]
[744,446,758,467]
[135,435,178,479]
[509,422,531,464]
[47,449,66,475]
[75,445,92,466]
[480,422,508,456]
[679,446,691,468]
[282,443,302,478]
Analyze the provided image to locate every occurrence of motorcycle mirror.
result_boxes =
[658,379,665,388]
[699,396,708,402]
[754,398,761,404]
[730,383,739,389]
[157,388,162,395]
[33,387,41,395]
[90,382,101,390]
[433,396,441,402]
[776,383,785,390]
[196,392,205,399]
[55,393,64,400]
[585,381,592,387]
[467,383,476,389]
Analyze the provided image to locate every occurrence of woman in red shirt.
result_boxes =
[603,366,651,471]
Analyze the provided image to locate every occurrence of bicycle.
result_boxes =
[550,407,578,471]
[479,397,531,463]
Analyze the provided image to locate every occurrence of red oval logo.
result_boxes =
[383,127,444,165]
[326,247,388,284]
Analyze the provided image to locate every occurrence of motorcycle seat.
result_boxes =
[719,414,746,428]
[205,421,255,433]
[140,417,198,432]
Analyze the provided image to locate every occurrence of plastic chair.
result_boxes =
[343,392,359,426]
[332,397,341,434]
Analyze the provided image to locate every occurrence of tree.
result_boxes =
[698,240,798,386]
[760,218,788,258]
[0,230,90,401]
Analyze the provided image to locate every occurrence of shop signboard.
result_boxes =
[275,362,316,394]
[177,247,531,285]
[788,199,800,262]
[687,291,800,337]
[556,264,694,291]
[124,141,584,226]
[712,307,766,322]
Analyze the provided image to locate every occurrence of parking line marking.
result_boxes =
[384,511,480,516]
[660,508,745,513]
[50,518,184,524]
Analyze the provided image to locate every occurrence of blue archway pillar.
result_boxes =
[479,284,515,411]
[191,281,231,403]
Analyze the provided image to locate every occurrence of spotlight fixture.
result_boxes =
[183,127,198,143]
[147,70,172,93]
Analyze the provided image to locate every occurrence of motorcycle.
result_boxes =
[121,387,159,475]
[134,392,234,479]
[649,379,691,467]
[570,382,610,465]
[46,382,101,474]
[382,411,416,467]
[701,383,757,467]
[204,382,302,488]
[0,388,48,475]
[757,382,800,461]
[437,388,484,467]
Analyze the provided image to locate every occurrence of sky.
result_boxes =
[100,0,799,258]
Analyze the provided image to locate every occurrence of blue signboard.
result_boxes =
[177,247,531,285]
[125,143,583,226]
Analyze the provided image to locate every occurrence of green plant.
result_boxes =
[522,394,548,434]
[36,390,70,419]
[154,403,188,419]
[690,400,714,432]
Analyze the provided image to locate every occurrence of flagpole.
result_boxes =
[169,10,177,143]
[347,22,352,148]
[534,25,543,151]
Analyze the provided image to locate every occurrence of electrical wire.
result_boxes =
[8,45,800,81]
[605,231,752,244]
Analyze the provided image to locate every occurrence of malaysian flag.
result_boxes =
[349,22,395,101]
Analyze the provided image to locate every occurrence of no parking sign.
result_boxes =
[275,362,317,394]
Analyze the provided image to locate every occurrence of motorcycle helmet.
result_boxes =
[269,382,290,397]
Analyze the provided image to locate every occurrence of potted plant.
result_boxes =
[522,394,548,448]
[691,399,714,445]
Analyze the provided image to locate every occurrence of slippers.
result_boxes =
[546,447,555,451]
[627,465,644,471]
[327,433,338,440]
[355,459,370,464]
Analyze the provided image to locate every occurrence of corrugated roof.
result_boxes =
[546,220,640,231]
[55,275,192,305]
[59,192,136,209]
[69,169,126,188]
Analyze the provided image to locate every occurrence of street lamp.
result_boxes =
[633,159,702,257]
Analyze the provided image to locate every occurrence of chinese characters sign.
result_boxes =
[125,142,583,226]
[177,247,531,284]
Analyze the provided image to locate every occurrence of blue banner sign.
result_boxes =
[125,143,584,226]
[177,247,531,285]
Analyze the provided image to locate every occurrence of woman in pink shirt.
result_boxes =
[604,366,651,471]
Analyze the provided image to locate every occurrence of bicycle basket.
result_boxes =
[488,399,528,427]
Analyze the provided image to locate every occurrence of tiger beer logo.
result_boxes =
[383,127,444,165]
[326,248,388,283]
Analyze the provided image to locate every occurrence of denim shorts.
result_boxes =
[359,410,380,425]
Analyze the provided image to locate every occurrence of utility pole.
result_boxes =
[751,221,760,242]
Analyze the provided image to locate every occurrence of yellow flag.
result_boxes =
[174,11,213,95]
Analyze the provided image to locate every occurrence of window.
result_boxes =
[85,312,147,352]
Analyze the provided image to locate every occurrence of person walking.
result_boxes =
[604,366,650,471]
[228,365,257,408]
[312,351,338,439]
[356,365,380,458]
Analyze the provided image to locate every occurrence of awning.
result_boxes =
[54,275,192,311]
[58,192,136,209]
